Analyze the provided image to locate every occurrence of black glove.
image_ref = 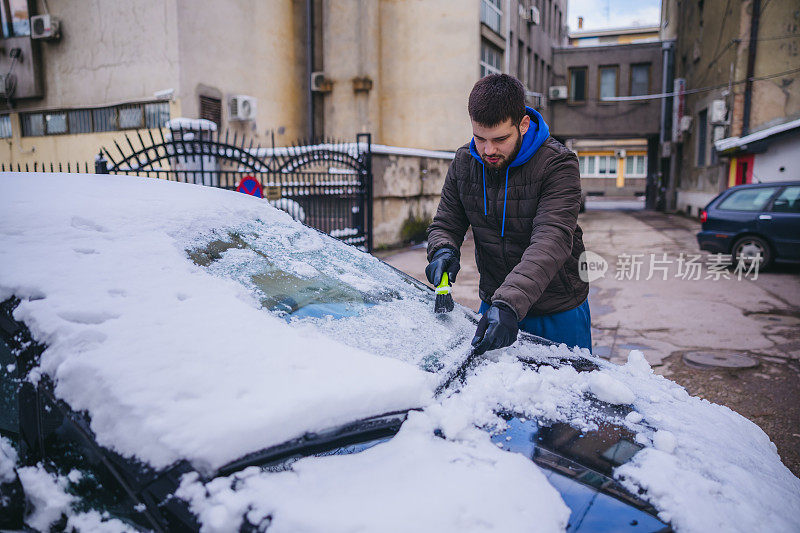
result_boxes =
[471,302,519,355]
[425,247,460,287]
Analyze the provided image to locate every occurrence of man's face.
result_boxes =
[472,115,531,170]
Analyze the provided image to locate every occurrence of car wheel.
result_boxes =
[732,235,773,271]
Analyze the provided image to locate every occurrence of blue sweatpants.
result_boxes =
[478,299,592,353]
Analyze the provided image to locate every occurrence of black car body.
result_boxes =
[697,181,800,268]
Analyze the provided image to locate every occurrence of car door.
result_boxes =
[713,185,781,234]
[761,185,800,260]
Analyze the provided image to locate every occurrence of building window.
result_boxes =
[579,155,596,175]
[480,0,502,34]
[68,109,93,134]
[1,0,30,38]
[45,112,68,135]
[145,102,170,129]
[580,155,618,177]
[20,102,170,137]
[697,108,708,167]
[599,66,618,100]
[569,67,587,103]
[20,113,44,137]
[199,96,222,127]
[0,114,11,138]
[625,155,647,177]
[631,64,650,96]
[480,40,503,77]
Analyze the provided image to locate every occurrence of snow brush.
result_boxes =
[434,272,454,313]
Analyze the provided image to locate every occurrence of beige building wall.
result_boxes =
[175,0,307,143]
[27,0,180,110]
[377,0,479,151]
[321,0,479,151]
[748,0,800,132]
[2,0,308,167]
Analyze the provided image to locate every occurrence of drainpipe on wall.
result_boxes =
[504,0,512,74]
[742,0,760,136]
[306,0,315,139]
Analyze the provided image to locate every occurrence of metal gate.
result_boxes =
[95,126,373,251]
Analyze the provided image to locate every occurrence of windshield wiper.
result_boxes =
[214,410,412,478]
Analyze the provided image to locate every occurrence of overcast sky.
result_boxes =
[567,0,661,31]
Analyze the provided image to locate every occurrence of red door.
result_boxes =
[735,154,754,185]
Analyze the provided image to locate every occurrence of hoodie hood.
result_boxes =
[468,106,550,237]
[468,106,550,168]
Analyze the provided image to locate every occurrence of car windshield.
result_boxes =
[186,218,479,373]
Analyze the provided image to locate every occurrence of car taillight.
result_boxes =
[700,210,708,223]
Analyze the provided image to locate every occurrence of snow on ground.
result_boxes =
[0,172,434,472]
[176,411,570,533]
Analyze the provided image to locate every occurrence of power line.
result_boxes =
[600,66,800,102]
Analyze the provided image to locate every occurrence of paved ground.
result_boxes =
[378,197,800,476]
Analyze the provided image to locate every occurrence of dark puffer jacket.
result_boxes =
[427,108,589,319]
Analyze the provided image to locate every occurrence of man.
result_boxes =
[426,74,591,356]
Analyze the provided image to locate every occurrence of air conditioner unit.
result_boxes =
[680,115,693,132]
[229,95,257,121]
[30,14,61,40]
[548,86,568,100]
[710,99,727,124]
[529,6,541,25]
[310,71,333,93]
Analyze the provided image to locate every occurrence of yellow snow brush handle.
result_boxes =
[436,272,451,294]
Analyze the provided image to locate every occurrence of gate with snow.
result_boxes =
[95,119,373,251]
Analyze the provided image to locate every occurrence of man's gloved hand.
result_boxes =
[471,302,519,355]
[425,247,460,287]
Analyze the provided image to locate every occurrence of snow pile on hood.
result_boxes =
[0,172,434,472]
[176,411,570,533]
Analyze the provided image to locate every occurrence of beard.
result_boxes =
[482,126,523,171]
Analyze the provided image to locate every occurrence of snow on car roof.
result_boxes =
[0,172,434,472]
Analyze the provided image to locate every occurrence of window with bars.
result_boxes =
[19,102,170,137]
[0,114,12,138]
[199,96,222,127]
[480,40,503,78]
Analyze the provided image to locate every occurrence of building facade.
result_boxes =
[548,29,666,198]
[1,0,569,168]
[665,0,800,216]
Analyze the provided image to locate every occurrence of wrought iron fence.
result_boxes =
[2,128,374,251]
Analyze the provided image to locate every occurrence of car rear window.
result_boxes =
[717,187,778,211]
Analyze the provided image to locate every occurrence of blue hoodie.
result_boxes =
[468,106,550,237]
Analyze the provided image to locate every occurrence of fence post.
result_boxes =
[357,132,373,253]
[95,152,109,174]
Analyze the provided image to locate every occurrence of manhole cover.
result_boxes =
[683,351,758,369]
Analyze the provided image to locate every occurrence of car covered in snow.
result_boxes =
[1,172,798,532]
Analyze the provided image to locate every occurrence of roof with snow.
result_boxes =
[715,117,800,153]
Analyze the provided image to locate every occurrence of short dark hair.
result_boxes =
[468,74,526,127]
